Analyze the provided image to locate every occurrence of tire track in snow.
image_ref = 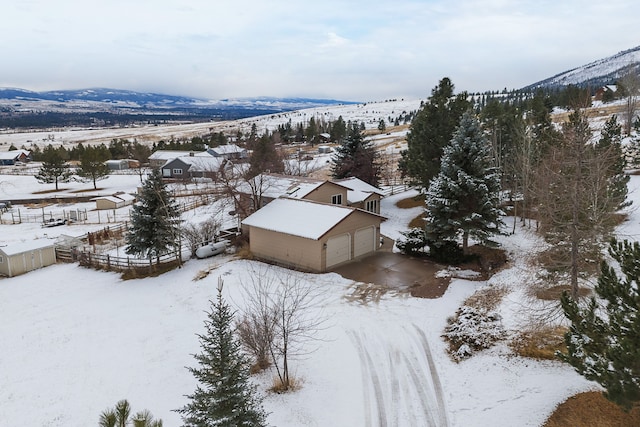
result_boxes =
[347,329,388,426]
[348,325,449,427]
[414,324,449,427]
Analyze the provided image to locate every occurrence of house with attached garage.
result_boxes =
[0,239,56,277]
[241,197,385,272]
[207,143,247,160]
[148,150,212,168]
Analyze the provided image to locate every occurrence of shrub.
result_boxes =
[395,227,428,255]
[444,305,506,361]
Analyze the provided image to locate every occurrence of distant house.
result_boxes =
[334,177,384,214]
[207,144,247,160]
[0,150,31,166]
[0,239,56,277]
[105,159,129,170]
[148,150,211,168]
[242,198,384,272]
[161,156,226,181]
[91,193,136,210]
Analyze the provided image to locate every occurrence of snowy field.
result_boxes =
[2,171,640,426]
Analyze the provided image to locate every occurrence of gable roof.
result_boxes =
[162,156,226,171]
[0,150,30,160]
[149,150,211,161]
[334,177,384,203]
[242,198,355,240]
[238,173,332,200]
[209,144,246,155]
[0,239,55,256]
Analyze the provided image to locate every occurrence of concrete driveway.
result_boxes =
[330,238,450,298]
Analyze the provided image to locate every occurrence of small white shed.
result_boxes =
[0,240,57,277]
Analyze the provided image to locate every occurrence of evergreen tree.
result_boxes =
[77,143,110,189]
[331,122,380,186]
[424,111,504,252]
[560,239,640,411]
[329,115,347,143]
[35,144,73,190]
[125,169,180,263]
[178,279,268,427]
[399,77,471,189]
[248,135,283,178]
[597,115,630,210]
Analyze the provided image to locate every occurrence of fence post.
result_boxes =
[107,254,110,269]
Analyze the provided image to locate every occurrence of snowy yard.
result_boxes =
[2,172,640,426]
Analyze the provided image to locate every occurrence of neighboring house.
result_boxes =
[236,173,349,215]
[0,150,31,165]
[0,240,56,277]
[105,159,129,170]
[334,177,384,214]
[161,156,226,181]
[91,193,136,210]
[241,197,384,272]
[207,144,247,160]
[148,150,211,168]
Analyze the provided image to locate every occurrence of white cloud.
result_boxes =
[0,0,638,100]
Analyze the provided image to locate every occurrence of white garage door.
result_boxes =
[354,226,375,258]
[326,233,351,268]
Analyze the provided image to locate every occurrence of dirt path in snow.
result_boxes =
[347,324,449,427]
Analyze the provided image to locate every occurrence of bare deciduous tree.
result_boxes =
[237,264,328,392]
[180,217,222,257]
[618,65,640,136]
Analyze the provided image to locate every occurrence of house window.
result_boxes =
[173,168,183,175]
[366,199,378,213]
[0,255,3,264]
[162,168,171,177]
[331,194,342,205]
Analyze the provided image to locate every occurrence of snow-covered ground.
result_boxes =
[4,169,637,426]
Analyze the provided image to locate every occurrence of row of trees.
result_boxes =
[396,76,638,411]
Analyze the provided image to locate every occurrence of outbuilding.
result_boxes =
[241,197,384,272]
[92,193,136,210]
[0,240,56,277]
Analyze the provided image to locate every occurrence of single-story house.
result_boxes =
[0,239,56,277]
[236,173,349,215]
[0,149,31,165]
[334,177,384,214]
[148,150,212,168]
[105,159,130,170]
[91,193,136,210]
[161,156,226,181]
[241,197,384,272]
[207,144,247,160]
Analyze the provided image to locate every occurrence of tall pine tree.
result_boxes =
[178,278,268,427]
[425,110,504,252]
[597,114,630,210]
[125,168,180,264]
[35,144,73,191]
[560,239,640,411]
[77,143,111,190]
[331,122,380,186]
[399,77,470,189]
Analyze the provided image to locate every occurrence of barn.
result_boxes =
[241,197,384,272]
[0,240,57,277]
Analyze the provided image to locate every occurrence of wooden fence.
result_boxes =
[76,247,186,275]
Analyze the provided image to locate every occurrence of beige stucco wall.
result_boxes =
[303,182,348,205]
[248,208,382,272]
[248,227,324,272]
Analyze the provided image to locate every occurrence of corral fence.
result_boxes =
[76,249,185,276]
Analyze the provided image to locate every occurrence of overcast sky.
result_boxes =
[2,0,638,102]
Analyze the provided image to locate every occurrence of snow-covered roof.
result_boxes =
[165,156,226,171]
[237,173,327,200]
[0,150,30,160]
[0,239,55,256]
[242,198,354,240]
[209,144,246,155]
[91,196,124,204]
[114,193,136,202]
[149,150,211,160]
[334,177,384,203]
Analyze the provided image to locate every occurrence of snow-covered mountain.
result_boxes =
[523,45,640,90]
[0,87,356,114]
